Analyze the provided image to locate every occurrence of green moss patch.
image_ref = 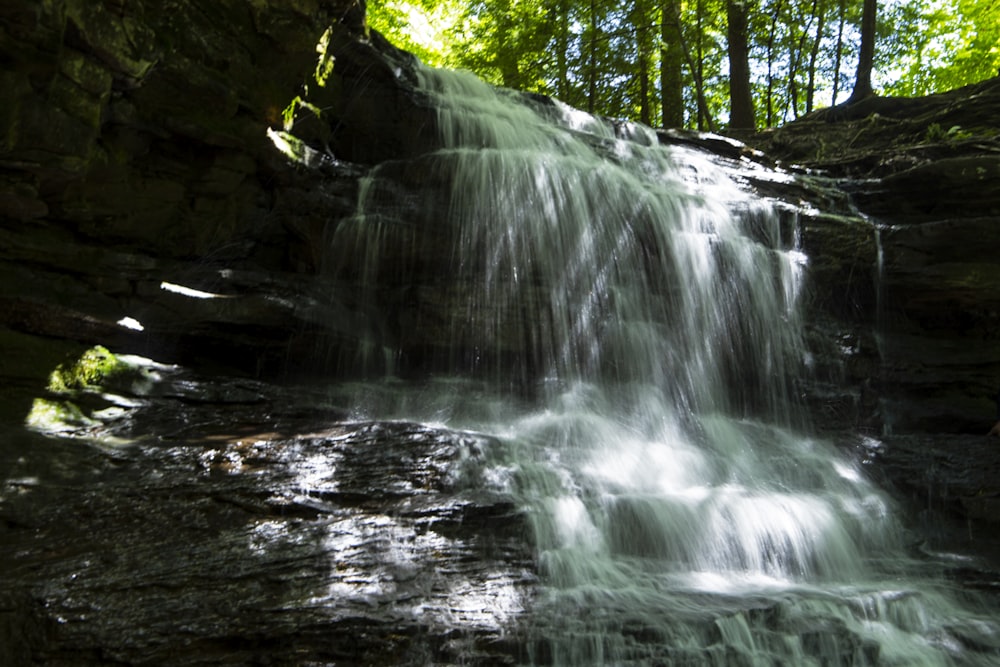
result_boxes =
[47,345,127,393]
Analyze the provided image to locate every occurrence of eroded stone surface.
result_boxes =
[0,367,534,665]
[747,79,1000,435]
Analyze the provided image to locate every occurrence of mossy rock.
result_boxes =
[47,345,127,393]
[24,397,98,433]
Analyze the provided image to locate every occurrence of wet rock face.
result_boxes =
[865,433,1000,584]
[3,6,1000,656]
[0,366,534,665]
[749,79,1000,434]
[744,82,1000,530]
[877,217,1000,434]
[868,150,1000,433]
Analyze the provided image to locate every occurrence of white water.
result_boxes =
[329,66,999,665]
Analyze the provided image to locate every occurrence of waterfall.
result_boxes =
[327,66,999,665]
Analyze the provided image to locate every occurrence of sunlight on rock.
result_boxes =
[247,520,290,556]
[25,397,97,434]
[294,452,340,494]
[265,127,332,169]
[116,316,144,331]
[159,280,229,299]
[435,574,527,628]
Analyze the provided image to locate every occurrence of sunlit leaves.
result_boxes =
[366,0,465,67]
[368,0,1000,129]
[883,0,1000,96]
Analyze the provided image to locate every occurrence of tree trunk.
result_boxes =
[495,0,521,89]
[633,0,653,124]
[764,0,783,126]
[806,0,825,113]
[786,5,812,119]
[554,0,571,101]
[588,0,599,113]
[664,0,713,131]
[660,0,684,127]
[727,0,755,129]
[695,0,706,130]
[831,0,845,105]
[848,0,876,103]
[638,50,652,124]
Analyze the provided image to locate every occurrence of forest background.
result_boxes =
[368,0,1000,132]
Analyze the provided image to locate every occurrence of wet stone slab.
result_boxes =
[862,433,1000,594]
[0,388,536,665]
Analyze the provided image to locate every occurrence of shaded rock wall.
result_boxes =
[750,79,1000,435]
[0,0,389,393]
[747,83,1000,535]
[2,0,360,247]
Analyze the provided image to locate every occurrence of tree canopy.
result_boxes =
[368,0,1000,130]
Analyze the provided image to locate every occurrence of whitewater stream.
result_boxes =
[3,62,999,665]
[326,65,1000,665]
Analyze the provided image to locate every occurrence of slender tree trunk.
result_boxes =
[806,0,825,113]
[495,0,521,89]
[727,0,755,129]
[638,50,652,124]
[664,0,713,131]
[554,0,571,101]
[831,0,846,105]
[660,1,684,127]
[787,7,813,118]
[633,0,653,124]
[696,0,706,129]
[588,0,599,113]
[848,0,877,103]
[765,0,783,127]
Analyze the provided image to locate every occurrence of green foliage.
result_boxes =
[369,0,1000,130]
[882,0,1000,97]
[30,345,128,434]
[282,96,302,129]
[925,122,973,142]
[454,0,563,93]
[367,0,464,68]
[314,27,336,87]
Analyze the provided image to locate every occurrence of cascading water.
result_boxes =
[328,65,1000,665]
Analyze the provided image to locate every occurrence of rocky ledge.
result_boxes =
[748,79,1000,435]
[0,354,533,665]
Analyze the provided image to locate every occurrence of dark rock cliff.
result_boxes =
[2,0,999,552]
[0,0,383,400]
[748,81,1000,542]
[750,81,1000,435]
[4,1,1000,662]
